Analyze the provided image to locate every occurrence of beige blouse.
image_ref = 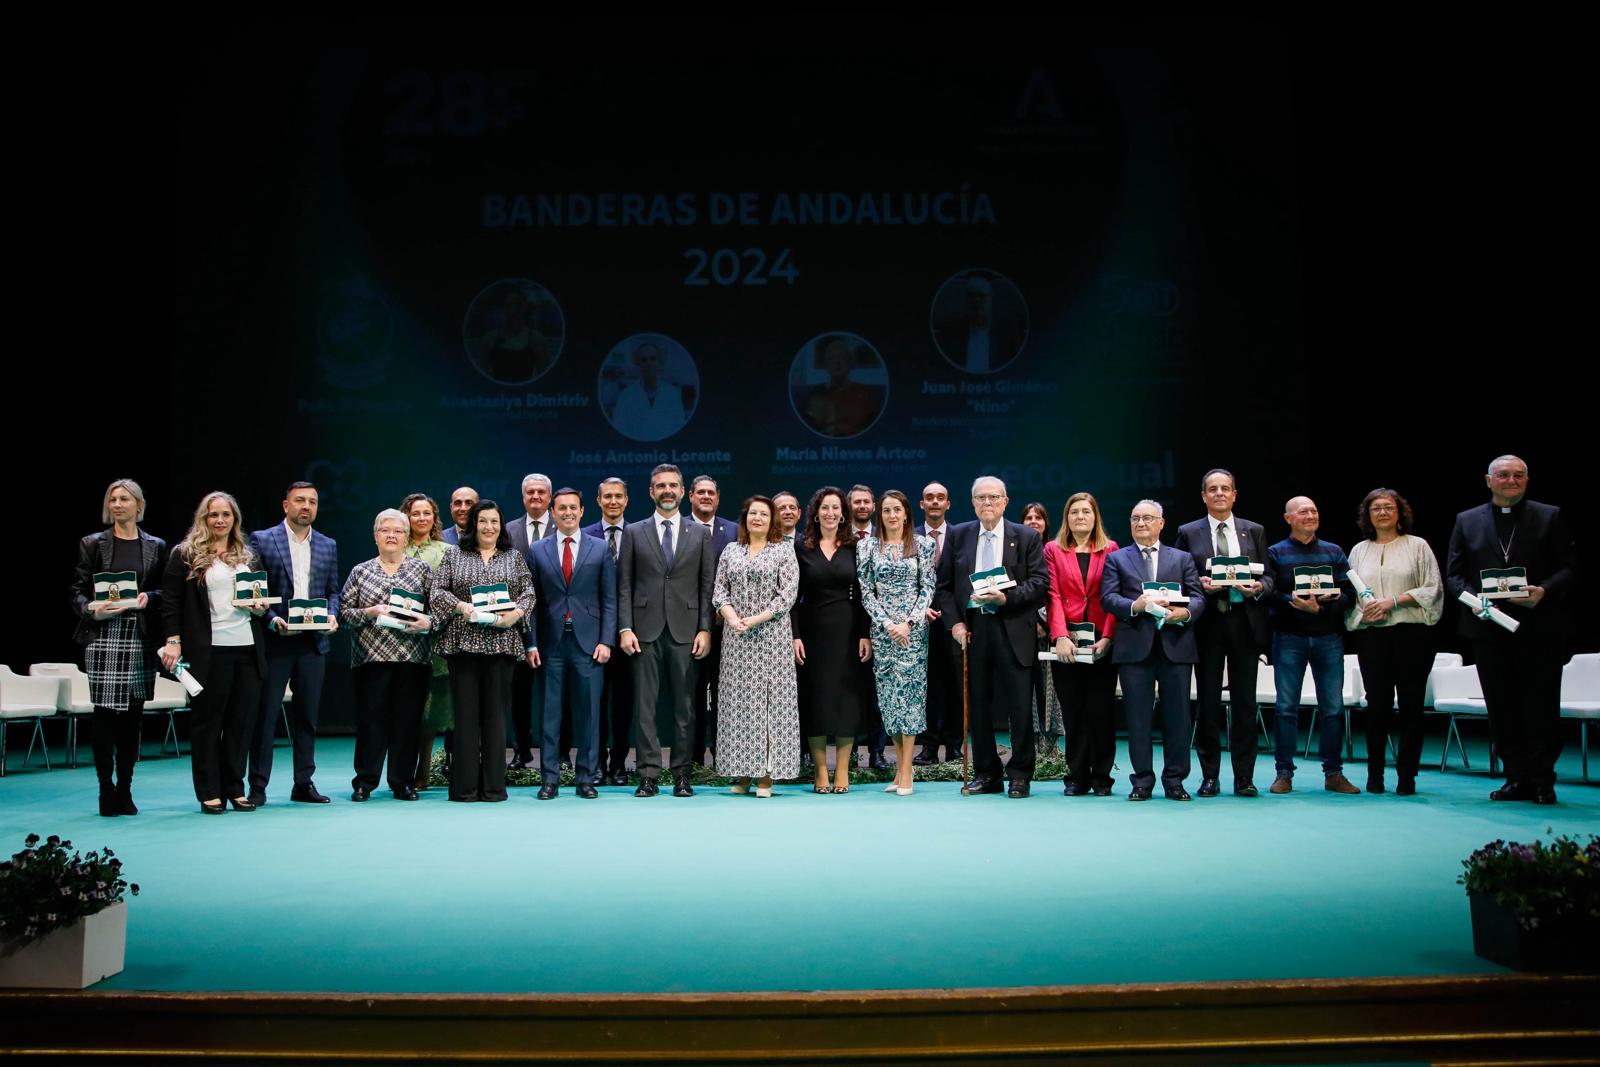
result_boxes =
[1345,534,1443,630]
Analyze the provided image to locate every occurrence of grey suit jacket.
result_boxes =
[617,514,716,643]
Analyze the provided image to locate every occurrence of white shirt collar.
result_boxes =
[283,518,312,544]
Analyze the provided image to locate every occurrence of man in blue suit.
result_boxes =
[688,475,739,767]
[440,486,478,546]
[584,476,634,783]
[527,488,618,799]
[248,481,341,805]
[1102,499,1205,801]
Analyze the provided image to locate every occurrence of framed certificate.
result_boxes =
[232,570,281,606]
[284,598,332,631]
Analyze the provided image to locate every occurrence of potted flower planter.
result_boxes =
[1461,832,1600,973]
[0,900,126,988]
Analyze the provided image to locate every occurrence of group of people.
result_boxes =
[67,454,1576,816]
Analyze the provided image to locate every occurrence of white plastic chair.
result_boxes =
[143,675,191,757]
[1429,665,1493,772]
[1,666,57,774]
[29,663,94,768]
[1558,653,1600,782]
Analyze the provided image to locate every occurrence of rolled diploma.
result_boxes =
[1458,591,1519,633]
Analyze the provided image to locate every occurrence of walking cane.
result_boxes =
[960,635,971,794]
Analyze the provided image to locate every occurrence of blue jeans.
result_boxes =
[1272,632,1345,776]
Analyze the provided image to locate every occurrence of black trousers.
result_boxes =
[920,626,965,757]
[1052,657,1118,790]
[1472,635,1565,788]
[598,648,636,773]
[250,637,325,796]
[632,635,696,779]
[91,701,143,793]
[1118,641,1193,793]
[1354,624,1433,781]
[191,647,261,803]
[692,627,724,763]
[449,654,513,801]
[509,659,542,761]
[1193,607,1262,783]
[352,662,429,792]
[967,613,1033,781]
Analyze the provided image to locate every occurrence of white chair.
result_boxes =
[29,663,94,768]
[1,666,58,775]
[1429,665,1493,772]
[143,675,191,757]
[1558,652,1600,782]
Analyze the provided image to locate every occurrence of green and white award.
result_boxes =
[285,598,332,631]
[232,571,280,606]
[93,571,139,607]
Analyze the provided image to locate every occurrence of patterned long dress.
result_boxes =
[857,534,936,736]
[712,541,800,779]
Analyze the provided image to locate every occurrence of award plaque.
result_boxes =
[93,571,139,605]
[1141,581,1179,627]
[470,582,517,612]
[377,587,427,632]
[1479,567,1530,601]
[966,566,1016,611]
[232,571,281,607]
[284,598,332,631]
[1292,565,1338,598]
[1206,556,1264,587]
[1068,621,1099,663]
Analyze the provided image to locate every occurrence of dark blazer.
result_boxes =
[933,519,1049,668]
[441,525,463,546]
[1446,500,1578,645]
[1101,543,1206,664]
[526,530,618,656]
[617,514,717,643]
[248,523,341,654]
[72,528,168,646]
[696,516,739,556]
[160,546,268,686]
[1171,515,1273,648]
[507,512,556,565]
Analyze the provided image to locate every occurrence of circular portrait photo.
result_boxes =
[462,278,566,386]
[929,269,1029,374]
[788,332,889,440]
[598,333,699,442]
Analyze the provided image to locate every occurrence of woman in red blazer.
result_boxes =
[1044,492,1120,796]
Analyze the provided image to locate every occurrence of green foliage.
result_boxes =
[0,835,138,952]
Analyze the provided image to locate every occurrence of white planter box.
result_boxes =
[0,901,126,988]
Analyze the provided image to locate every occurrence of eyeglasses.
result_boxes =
[1130,514,1162,525]
[1369,504,1397,513]
[973,494,1004,504]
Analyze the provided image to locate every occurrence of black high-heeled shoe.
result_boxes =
[228,796,257,812]
[99,793,120,817]
[200,801,225,815]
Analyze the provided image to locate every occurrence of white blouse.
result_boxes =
[206,560,255,646]
[1345,535,1443,630]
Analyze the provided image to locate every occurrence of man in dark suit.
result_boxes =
[1446,455,1578,804]
[617,463,715,797]
[1102,499,1205,801]
[507,473,554,773]
[440,486,478,546]
[247,481,341,805]
[934,476,1048,797]
[688,475,739,767]
[527,488,618,800]
[583,476,633,784]
[914,481,963,764]
[1172,469,1274,797]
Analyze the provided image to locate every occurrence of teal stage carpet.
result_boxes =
[2,736,1594,995]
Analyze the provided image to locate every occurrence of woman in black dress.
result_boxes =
[71,478,168,816]
[792,486,871,793]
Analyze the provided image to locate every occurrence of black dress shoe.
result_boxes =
[1007,780,1031,798]
[635,779,659,797]
[912,750,938,766]
[247,792,267,807]
[1197,778,1220,798]
[1532,785,1558,805]
[1128,788,1152,801]
[116,791,138,816]
[537,783,558,800]
[509,753,530,770]
[1234,783,1259,798]
[200,801,225,814]
[393,785,419,801]
[963,777,1003,794]
[1490,781,1532,801]
[673,777,695,798]
[99,794,120,817]
[1164,787,1192,802]
[1394,777,1416,796]
[351,786,371,802]
[1062,781,1083,796]
[945,749,965,763]
[291,784,331,804]
[1093,785,1113,797]
[228,796,256,812]
[577,783,598,799]
[868,752,888,770]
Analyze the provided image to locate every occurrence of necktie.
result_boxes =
[562,537,574,621]
[1142,546,1156,582]
[661,520,674,568]
[931,527,942,564]
[980,530,996,573]
[1216,522,1242,609]
[530,519,541,542]
[606,526,619,560]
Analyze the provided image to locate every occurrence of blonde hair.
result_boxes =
[101,478,147,524]
[1055,492,1110,553]
[182,491,255,580]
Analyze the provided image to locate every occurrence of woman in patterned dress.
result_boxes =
[857,490,936,796]
[713,496,800,798]
[400,491,451,789]
[72,478,168,816]
[429,500,534,803]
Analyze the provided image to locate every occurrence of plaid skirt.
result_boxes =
[85,614,155,710]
